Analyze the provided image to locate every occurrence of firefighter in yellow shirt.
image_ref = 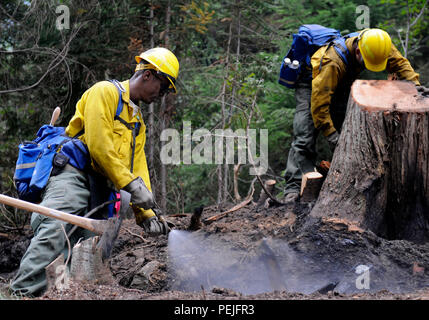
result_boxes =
[283,29,421,203]
[10,47,179,297]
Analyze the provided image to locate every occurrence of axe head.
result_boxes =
[97,190,131,260]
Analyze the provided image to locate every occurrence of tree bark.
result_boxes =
[310,80,429,243]
[218,22,233,204]
[160,96,167,213]
[148,3,155,184]
[233,164,242,201]
[160,1,171,213]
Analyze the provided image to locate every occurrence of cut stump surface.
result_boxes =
[311,80,429,243]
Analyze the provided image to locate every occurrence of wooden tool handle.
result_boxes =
[0,194,105,235]
[50,107,61,126]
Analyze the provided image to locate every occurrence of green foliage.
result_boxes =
[167,164,218,212]
[180,1,215,34]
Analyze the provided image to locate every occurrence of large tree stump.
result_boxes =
[310,80,429,243]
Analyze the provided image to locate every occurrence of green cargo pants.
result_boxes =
[10,165,94,297]
[283,79,351,195]
[284,83,317,195]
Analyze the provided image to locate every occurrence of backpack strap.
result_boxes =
[318,37,353,73]
[333,38,350,66]
[109,80,141,173]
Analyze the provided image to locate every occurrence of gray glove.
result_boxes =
[141,216,169,235]
[326,131,340,151]
[123,177,154,210]
[417,86,429,97]
[153,208,172,234]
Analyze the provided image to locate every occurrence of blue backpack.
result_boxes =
[14,79,140,204]
[13,124,91,203]
[14,125,72,203]
[278,24,359,89]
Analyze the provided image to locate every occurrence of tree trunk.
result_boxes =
[233,164,242,201]
[218,22,233,204]
[160,1,171,213]
[148,3,155,183]
[160,96,167,213]
[310,80,429,244]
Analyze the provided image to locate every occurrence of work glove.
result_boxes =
[123,177,154,210]
[326,131,340,152]
[416,86,429,97]
[140,215,170,235]
[153,208,172,234]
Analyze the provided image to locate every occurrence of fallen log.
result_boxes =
[310,80,429,243]
[169,213,190,217]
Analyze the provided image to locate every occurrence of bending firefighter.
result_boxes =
[10,47,180,297]
[283,28,421,203]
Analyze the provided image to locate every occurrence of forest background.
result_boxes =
[0,0,428,228]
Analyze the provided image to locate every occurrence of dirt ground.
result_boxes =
[1,198,429,300]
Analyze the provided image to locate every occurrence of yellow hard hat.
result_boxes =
[135,47,180,93]
[358,28,392,72]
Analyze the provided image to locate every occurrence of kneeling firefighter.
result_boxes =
[10,47,180,297]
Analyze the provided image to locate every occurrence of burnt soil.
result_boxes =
[1,200,429,300]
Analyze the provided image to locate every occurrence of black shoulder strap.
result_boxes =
[318,37,351,73]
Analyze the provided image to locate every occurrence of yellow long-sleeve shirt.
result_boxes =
[65,80,155,222]
[310,36,420,137]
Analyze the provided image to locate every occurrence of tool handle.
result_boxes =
[50,107,61,126]
[0,194,105,235]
